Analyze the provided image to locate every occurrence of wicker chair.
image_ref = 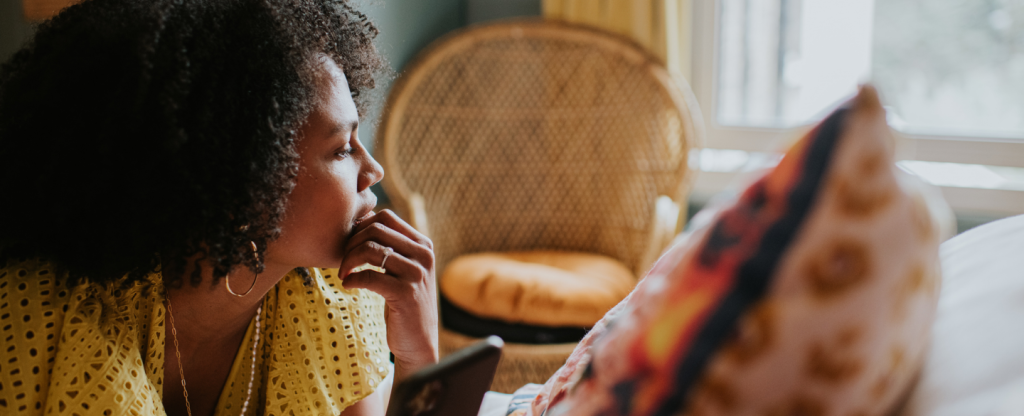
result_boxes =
[376,19,703,393]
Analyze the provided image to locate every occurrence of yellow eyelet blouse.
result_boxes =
[0,257,390,415]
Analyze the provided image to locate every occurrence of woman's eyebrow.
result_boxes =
[327,120,359,139]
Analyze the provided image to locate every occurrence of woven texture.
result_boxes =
[377,20,703,392]
[379,20,701,276]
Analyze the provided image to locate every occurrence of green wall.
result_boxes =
[0,0,34,63]
[358,0,467,203]
[363,0,464,79]
[358,0,465,150]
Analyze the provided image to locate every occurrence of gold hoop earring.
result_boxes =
[226,241,259,297]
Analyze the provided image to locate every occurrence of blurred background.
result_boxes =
[3,0,1022,233]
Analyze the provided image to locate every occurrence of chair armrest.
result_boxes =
[634,195,680,278]
[409,192,431,238]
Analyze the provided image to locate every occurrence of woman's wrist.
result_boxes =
[393,350,439,382]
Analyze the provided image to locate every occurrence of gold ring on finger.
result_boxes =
[351,246,394,274]
[379,247,393,272]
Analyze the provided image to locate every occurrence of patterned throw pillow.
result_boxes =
[522,86,950,416]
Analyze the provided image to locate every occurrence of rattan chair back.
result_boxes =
[378,20,703,278]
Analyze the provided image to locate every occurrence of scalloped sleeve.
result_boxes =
[252,268,391,416]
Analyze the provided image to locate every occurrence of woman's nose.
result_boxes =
[358,153,384,192]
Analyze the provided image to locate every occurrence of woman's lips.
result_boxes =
[345,210,375,247]
[354,210,374,226]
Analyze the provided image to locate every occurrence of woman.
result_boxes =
[0,0,438,415]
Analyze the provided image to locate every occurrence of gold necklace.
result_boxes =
[166,293,263,416]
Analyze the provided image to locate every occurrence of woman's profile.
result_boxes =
[0,0,438,415]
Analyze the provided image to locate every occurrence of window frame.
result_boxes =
[689,0,1024,169]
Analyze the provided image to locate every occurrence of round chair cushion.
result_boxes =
[439,251,636,328]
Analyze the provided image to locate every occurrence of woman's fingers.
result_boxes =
[345,221,426,263]
[341,267,402,297]
[339,210,434,300]
[340,244,424,300]
[351,210,432,251]
[343,213,433,278]
[340,240,423,281]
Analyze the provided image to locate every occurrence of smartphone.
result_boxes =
[386,336,504,416]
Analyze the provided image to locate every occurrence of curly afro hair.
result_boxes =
[0,0,386,286]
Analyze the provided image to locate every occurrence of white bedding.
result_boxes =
[901,214,1024,416]
[478,391,514,416]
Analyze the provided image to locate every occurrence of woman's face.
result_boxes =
[266,58,383,270]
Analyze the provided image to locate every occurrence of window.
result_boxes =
[689,0,1024,218]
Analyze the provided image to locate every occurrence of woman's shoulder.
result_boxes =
[1,257,162,325]
[273,267,389,355]
[0,257,165,414]
[262,267,391,413]
[1,257,79,337]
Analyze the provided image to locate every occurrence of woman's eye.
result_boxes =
[335,147,356,158]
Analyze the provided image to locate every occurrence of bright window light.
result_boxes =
[690,148,783,172]
[716,0,1024,139]
[693,149,1024,192]
[898,160,1024,190]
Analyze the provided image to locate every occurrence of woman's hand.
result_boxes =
[340,209,439,376]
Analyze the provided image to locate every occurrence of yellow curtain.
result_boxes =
[542,0,693,81]
[22,0,82,21]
